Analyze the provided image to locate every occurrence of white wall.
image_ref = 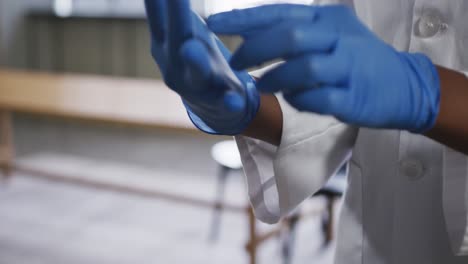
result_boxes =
[200,0,315,16]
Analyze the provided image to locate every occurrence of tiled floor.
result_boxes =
[0,153,336,264]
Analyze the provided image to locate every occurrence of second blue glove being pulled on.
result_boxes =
[208,4,440,133]
[144,0,260,135]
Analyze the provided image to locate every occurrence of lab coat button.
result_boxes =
[414,8,447,38]
[400,160,425,180]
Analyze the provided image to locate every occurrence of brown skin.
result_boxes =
[426,66,468,155]
[242,66,468,155]
[242,94,283,146]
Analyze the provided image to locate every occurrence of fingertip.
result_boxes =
[229,48,255,71]
[282,86,344,115]
[224,90,245,112]
[256,80,274,93]
[255,69,283,94]
[167,0,193,44]
[144,0,167,42]
[207,15,241,35]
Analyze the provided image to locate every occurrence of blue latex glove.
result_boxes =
[144,0,259,135]
[208,4,440,133]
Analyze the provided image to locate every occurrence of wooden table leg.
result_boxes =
[0,110,14,179]
[325,197,336,244]
[246,207,257,264]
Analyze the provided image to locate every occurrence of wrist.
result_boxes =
[399,52,441,133]
[424,67,468,155]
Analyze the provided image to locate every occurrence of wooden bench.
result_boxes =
[0,69,322,264]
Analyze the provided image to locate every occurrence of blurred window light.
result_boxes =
[53,0,73,17]
[197,0,315,17]
[52,0,145,18]
[215,0,315,11]
[52,0,314,18]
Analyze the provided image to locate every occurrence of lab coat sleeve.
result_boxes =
[442,147,468,256]
[443,71,468,256]
[235,66,358,224]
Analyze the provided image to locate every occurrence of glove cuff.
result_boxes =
[400,52,441,133]
[184,79,260,136]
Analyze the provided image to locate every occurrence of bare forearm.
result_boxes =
[242,94,283,146]
[425,66,468,155]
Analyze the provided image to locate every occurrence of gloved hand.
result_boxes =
[208,4,440,133]
[144,0,259,135]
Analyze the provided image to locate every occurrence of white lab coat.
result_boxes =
[235,0,468,263]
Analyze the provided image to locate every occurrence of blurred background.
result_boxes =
[0,0,344,263]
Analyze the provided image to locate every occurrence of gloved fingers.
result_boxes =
[167,0,194,49]
[257,54,348,93]
[230,22,337,70]
[144,0,167,42]
[208,72,247,113]
[180,39,212,80]
[223,88,246,112]
[180,39,214,90]
[180,38,246,113]
[283,85,347,116]
[207,4,317,36]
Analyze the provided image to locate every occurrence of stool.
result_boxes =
[314,168,347,245]
[279,167,346,264]
[209,140,243,241]
[209,140,347,263]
